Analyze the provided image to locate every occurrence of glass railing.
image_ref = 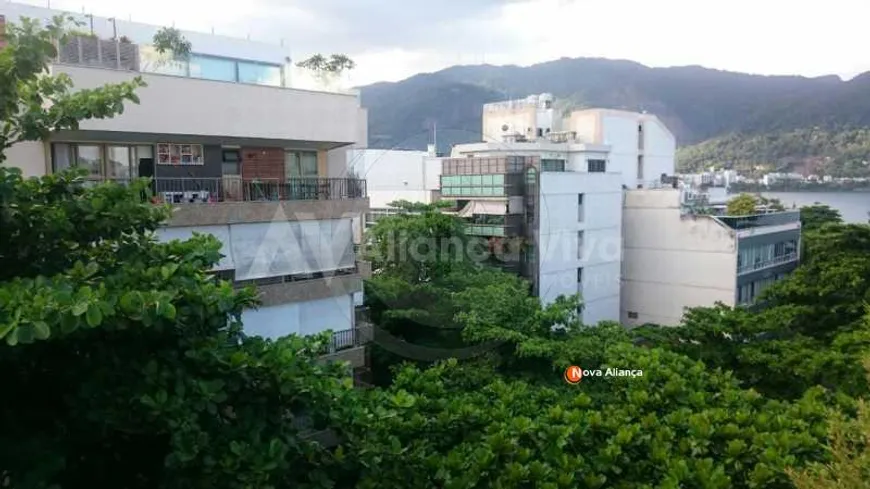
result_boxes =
[737,253,799,274]
[717,211,801,230]
[465,224,507,237]
[54,36,357,94]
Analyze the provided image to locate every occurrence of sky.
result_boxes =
[17,0,870,86]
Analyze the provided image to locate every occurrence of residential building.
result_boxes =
[347,147,442,229]
[482,93,561,142]
[621,187,801,327]
[354,95,676,326]
[441,143,624,325]
[1,3,372,368]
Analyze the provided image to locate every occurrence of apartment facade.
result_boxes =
[443,141,624,325]
[621,188,801,327]
[2,4,371,367]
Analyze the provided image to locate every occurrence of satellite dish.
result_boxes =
[501,124,509,132]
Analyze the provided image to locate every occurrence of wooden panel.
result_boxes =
[241,147,284,181]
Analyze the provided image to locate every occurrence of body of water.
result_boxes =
[760,192,870,224]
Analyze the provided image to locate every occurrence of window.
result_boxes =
[577,267,583,283]
[577,231,585,260]
[157,143,204,166]
[536,128,543,137]
[52,143,74,172]
[541,159,565,172]
[637,155,644,180]
[628,311,639,319]
[222,149,241,176]
[189,54,238,82]
[106,146,132,179]
[238,61,282,86]
[76,145,102,179]
[587,159,606,173]
[285,151,318,178]
[578,194,585,222]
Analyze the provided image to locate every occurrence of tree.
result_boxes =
[726,193,759,216]
[635,223,870,400]
[788,358,870,489]
[0,16,145,162]
[151,26,192,60]
[800,203,843,231]
[0,21,357,488]
[296,53,356,88]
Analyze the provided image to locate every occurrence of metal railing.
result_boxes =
[151,177,366,203]
[327,325,373,353]
[737,253,799,274]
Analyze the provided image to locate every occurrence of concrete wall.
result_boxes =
[538,172,623,325]
[4,141,47,177]
[242,294,354,339]
[53,64,362,145]
[482,105,536,142]
[622,189,737,327]
[348,149,438,208]
[641,116,676,181]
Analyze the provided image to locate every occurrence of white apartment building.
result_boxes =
[2,3,371,366]
[481,96,676,189]
[357,95,677,326]
[622,187,801,327]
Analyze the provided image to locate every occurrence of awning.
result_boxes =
[457,200,507,218]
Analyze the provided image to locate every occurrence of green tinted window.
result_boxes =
[470,175,482,185]
[482,174,493,185]
[493,174,504,185]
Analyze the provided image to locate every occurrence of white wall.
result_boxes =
[53,64,362,145]
[349,149,437,208]
[242,294,354,340]
[601,114,640,188]
[538,172,622,325]
[622,189,737,327]
[4,141,46,177]
[482,106,535,142]
[640,117,676,182]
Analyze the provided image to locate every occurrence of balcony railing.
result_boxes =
[150,177,366,203]
[717,211,801,230]
[327,325,373,354]
[737,253,799,274]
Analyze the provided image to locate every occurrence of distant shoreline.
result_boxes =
[729,187,870,194]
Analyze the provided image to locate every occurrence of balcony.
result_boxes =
[737,253,799,275]
[151,177,366,204]
[716,211,801,230]
[319,325,373,369]
[51,39,364,144]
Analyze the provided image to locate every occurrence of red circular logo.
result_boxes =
[564,365,583,384]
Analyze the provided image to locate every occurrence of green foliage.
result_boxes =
[0,17,145,161]
[677,128,870,177]
[296,54,356,74]
[726,193,759,216]
[788,357,870,488]
[637,223,870,400]
[152,26,192,59]
[800,203,843,232]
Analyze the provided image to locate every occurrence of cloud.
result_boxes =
[26,0,870,85]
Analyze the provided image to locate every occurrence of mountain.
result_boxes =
[358,57,870,176]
